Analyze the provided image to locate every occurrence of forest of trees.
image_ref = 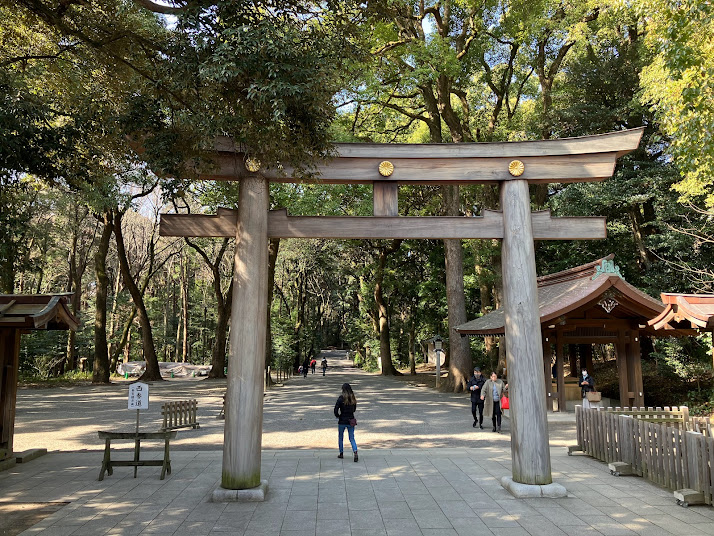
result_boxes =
[2,0,714,408]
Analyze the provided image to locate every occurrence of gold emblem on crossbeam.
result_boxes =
[378,161,394,177]
[508,160,525,176]
[245,158,262,173]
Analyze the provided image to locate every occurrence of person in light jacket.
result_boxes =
[579,368,599,409]
[481,372,508,433]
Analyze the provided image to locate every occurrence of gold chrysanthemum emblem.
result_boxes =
[508,160,525,177]
[245,158,262,172]
[378,161,394,177]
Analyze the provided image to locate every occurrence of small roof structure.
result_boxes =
[648,294,714,331]
[0,294,79,331]
[455,255,686,337]
[1,294,78,462]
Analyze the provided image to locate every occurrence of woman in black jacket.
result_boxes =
[579,369,598,408]
[334,383,358,461]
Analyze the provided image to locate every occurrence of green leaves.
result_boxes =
[640,0,714,207]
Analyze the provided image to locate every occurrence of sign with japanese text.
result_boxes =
[128,382,149,410]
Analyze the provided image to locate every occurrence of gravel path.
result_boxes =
[14,350,577,453]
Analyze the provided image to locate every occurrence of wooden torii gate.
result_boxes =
[160,128,643,495]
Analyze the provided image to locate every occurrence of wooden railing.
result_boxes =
[160,400,199,432]
[575,406,714,506]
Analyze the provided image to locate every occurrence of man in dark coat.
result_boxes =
[467,366,486,428]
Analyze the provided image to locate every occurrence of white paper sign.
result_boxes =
[128,382,149,410]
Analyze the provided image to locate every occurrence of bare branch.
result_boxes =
[133,0,185,14]
[373,39,414,56]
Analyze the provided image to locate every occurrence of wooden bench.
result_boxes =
[97,430,176,481]
[160,400,199,432]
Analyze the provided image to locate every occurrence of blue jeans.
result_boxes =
[338,424,357,453]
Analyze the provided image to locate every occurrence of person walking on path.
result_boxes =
[310,358,317,374]
[303,357,310,378]
[321,357,328,376]
[579,368,598,409]
[334,382,358,462]
[467,366,486,429]
[481,372,508,433]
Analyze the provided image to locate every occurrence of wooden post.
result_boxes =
[500,179,552,486]
[556,329,566,412]
[568,344,578,377]
[630,330,644,407]
[373,182,398,216]
[542,334,553,412]
[435,350,441,388]
[615,330,631,407]
[222,175,269,490]
[0,328,21,461]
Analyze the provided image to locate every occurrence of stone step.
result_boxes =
[15,448,48,464]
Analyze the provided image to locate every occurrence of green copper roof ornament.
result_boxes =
[592,259,623,280]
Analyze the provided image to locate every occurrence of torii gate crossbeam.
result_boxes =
[160,128,644,498]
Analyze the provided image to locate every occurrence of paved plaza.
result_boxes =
[2,351,713,535]
[12,352,574,453]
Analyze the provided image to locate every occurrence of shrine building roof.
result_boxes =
[648,293,714,331]
[0,294,79,331]
[455,255,687,337]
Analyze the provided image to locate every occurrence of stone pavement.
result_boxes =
[6,351,714,535]
[3,445,714,536]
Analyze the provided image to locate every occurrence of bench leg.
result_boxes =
[161,438,171,480]
[99,439,112,481]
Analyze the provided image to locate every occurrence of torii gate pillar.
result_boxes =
[501,180,552,486]
[220,175,269,494]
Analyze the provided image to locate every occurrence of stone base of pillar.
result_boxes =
[500,476,567,498]
[0,457,16,472]
[211,480,268,502]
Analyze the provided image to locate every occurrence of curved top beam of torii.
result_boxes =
[202,128,643,184]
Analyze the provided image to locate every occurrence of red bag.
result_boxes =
[500,396,510,410]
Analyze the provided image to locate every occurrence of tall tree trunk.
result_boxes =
[92,211,113,384]
[163,270,169,362]
[293,270,306,371]
[209,280,232,378]
[408,318,416,375]
[374,240,402,376]
[184,237,233,378]
[442,185,471,392]
[113,211,162,381]
[107,255,121,359]
[629,207,652,270]
[181,255,189,362]
[65,208,80,372]
[265,238,280,385]
[110,307,137,373]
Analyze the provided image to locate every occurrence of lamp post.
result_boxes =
[433,335,443,388]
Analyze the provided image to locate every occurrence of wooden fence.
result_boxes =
[575,406,714,505]
[160,400,199,432]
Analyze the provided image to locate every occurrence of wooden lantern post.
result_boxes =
[222,175,269,490]
[500,179,552,485]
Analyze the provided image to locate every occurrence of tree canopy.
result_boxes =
[1,0,713,405]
